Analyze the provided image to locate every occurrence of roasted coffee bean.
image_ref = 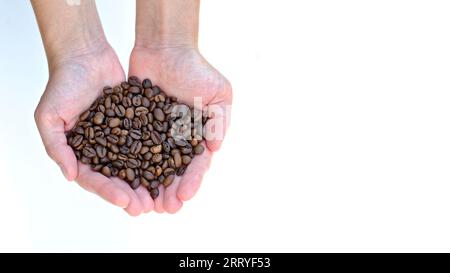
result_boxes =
[108,118,121,128]
[150,131,162,144]
[194,144,205,155]
[130,178,140,189]
[143,170,155,181]
[153,108,165,122]
[101,166,111,177]
[71,135,83,147]
[130,141,143,154]
[174,152,182,168]
[128,76,141,87]
[163,174,175,187]
[127,158,139,168]
[106,134,119,144]
[129,129,142,140]
[114,105,126,117]
[126,168,135,181]
[176,165,187,176]
[93,112,104,125]
[96,145,107,158]
[150,144,162,154]
[68,76,209,196]
[182,155,192,165]
[142,78,152,89]
[150,188,159,199]
[82,146,96,158]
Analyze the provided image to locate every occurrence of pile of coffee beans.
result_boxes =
[66,76,207,199]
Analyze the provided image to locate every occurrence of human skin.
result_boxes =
[32,0,151,216]
[32,0,232,215]
[130,0,232,213]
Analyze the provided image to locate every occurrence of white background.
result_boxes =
[1,0,450,252]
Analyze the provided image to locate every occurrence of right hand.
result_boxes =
[34,45,153,216]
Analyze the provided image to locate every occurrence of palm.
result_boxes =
[35,47,153,216]
[129,47,232,213]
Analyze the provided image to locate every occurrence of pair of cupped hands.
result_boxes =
[34,42,232,216]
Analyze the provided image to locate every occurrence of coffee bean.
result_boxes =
[130,140,143,154]
[96,145,107,158]
[129,86,141,94]
[150,131,162,144]
[194,144,205,155]
[71,135,83,147]
[129,129,142,140]
[143,171,155,180]
[182,155,192,165]
[82,146,96,158]
[126,168,135,181]
[108,118,121,128]
[163,174,175,187]
[127,158,139,169]
[174,152,182,168]
[130,178,140,189]
[150,187,159,199]
[101,166,111,177]
[106,134,119,144]
[93,112,104,125]
[142,78,152,89]
[68,77,209,197]
[150,144,162,154]
[154,108,165,122]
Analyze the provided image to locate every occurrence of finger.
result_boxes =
[204,104,231,152]
[76,163,130,208]
[154,185,165,213]
[110,177,144,217]
[135,185,154,213]
[35,108,78,181]
[177,148,213,201]
[163,176,183,214]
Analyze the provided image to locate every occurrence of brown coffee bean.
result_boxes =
[163,174,175,187]
[140,177,150,187]
[114,105,125,117]
[103,86,113,95]
[85,127,94,139]
[93,112,104,125]
[118,169,127,180]
[112,160,124,169]
[149,180,159,189]
[108,118,121,128]
[150,131,162,144]
[150,144,162,154]
[129,86,141,94]
[106,134,119,144]
[79,110,90,121]
[82,146,96,158]
[139,146,150,155]
[126,168,135,181]
[71,135,83,147]
[194,144,205,155]
[125,107,134,119]
[176,165,186,176]
[132,95,142,106]
[150,188,159,199]
[142,78,152,89]
[111,127,122,135]
[152,153,163,163]
[129,129,142,140]
[135,106,149,116]
[101,166,111,177]
[181,146,193,154]
[128,76,141,87]
[96,145,107,158]
[152,86,161,95]
[95,137,107,147]
[119,146,130,154]
[130,178,140,189]
[127,158,139,168]
[182,155,192,165]
[143,171,155,180]
[163,168,175,177]
[155,166,163,176]
[153,108,165,122]
[110,144,119,154]
[174,152,182,168]
[122,97,132,107]
[130,141,143,154]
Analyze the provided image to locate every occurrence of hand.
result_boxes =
[129,46,232,213]
[34,45,153,216]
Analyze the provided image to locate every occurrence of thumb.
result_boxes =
[35,107,78,181]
